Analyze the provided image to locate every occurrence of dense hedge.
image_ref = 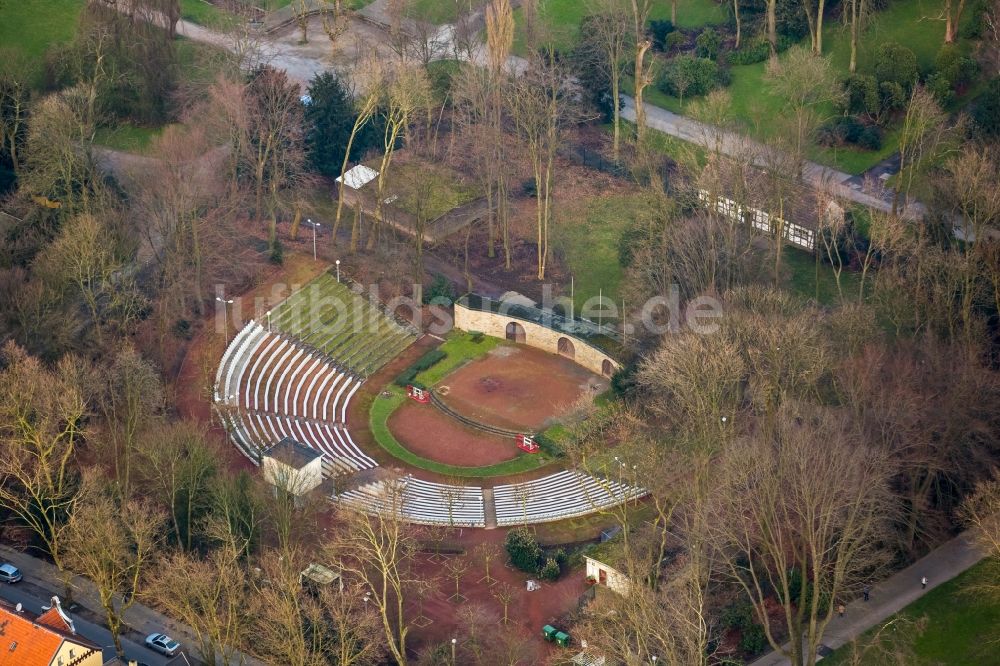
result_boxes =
[394,349,447,387]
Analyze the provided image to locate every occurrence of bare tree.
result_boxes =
[444,555,471,599]
[893,86,952,215]
[474,541,501,583]
[628,0,654,142]
[586,0,631,160]
[151,541,249,665]
[137,420,217,550]
[710,405,897,666]
[0,342,88,578]
[944,0,969,43]
[491,581,516,624]
[0,50,30,176]
[510,49,579,279]
[65,490,165,658]
[331,478,420,665]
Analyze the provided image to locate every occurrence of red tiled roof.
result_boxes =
[0,603,98,666]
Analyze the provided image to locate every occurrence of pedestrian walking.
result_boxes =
[921,576,928,589]
[837,604,846,618]
[863,585,870,602]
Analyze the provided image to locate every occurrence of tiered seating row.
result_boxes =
[493,471,647,526]
[337,477,486,527]
[267,272,418,376]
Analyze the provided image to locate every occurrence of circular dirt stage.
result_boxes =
[388,402,520,467]
[434,345,608,432]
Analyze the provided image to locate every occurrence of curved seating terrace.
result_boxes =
[214,272,646,527]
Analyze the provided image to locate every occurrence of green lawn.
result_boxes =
[825,561,1000,665]
[552,192,662,309]
[414,332,501,386]
[369,386,554,477]
[512,0,725,55]
[406,0,480,24]
[93,123,169,152]
[0,0,83,84]
[180,0,238,28]
[629,0,981,175]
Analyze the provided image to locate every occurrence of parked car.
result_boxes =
[144,633,181,656]
[0,563,22,584]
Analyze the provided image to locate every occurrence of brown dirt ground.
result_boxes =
[388,402,521,466]
[435,345,607,432]
[407,527,589,664]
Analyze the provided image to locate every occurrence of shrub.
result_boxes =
[505,527,543,573]
[695,28,722,60]
[664,31,687,53]
[739,623,767,655]
[935,44,979,89]
[720,601,755,630]
[878,81,906,115]
[844,74,879,117]
[423,273,456,305]
[538,557,561,581]
[926,71,955,106]
[269,239,283,265]
[729,34,794,65]
[533,432,564,458]
[856,126,882,150]
[972,78,1000,138]
[649,19,675,51]
[873,42,918,91]
[394,349,447,387]
[657,55,723,100]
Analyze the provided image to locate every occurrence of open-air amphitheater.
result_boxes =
[214,270,646,528]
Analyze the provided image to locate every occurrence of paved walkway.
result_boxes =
[749,530,985,665]
[0,544,263,666]
[621,95,925,220]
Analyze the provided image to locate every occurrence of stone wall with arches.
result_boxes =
[454,302,620,377]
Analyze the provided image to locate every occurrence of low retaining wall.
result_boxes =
[454,302,619,377]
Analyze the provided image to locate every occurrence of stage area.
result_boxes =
[434,345,607,432]
[388,401,521,467]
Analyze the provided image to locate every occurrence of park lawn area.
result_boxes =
[406,0,477,24]
[631,0,981,175]
[825,561,1000,665]
[369,385,554,477]
[388,162,481,220]
[93,123,169,152]
[782,246,862,307]
[512,0,725,55]
[0,0,82,84]
[552,192,661,309]
[180,0,239,28]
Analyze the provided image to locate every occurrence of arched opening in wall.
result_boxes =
[602,359,613,377]
[505,322,526,343]
[557,337,575,360]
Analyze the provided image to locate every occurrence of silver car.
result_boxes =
[0,563,22,584]
[144,633,181,656]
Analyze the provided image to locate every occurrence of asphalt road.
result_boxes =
[0,580,188,665]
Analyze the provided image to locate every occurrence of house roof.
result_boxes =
[264,437,322,469]
[0,599,99,666]
[335,164,378,190]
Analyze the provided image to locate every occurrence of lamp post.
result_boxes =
[451,638,457,665]
[307,218,322,261]
[336,259,341,283]
[266,310,272,333]
[215,296,234,338]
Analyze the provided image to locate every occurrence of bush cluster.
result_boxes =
[729,35,794,65]
[657,55,726,100]
[817,116,882,150]
[504,528,566,580]
[927,44,980,106]
[393,349,447,387]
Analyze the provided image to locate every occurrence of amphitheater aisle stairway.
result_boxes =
[482,487,497,529]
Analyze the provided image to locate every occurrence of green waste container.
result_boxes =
[555,631,571,647]
[542,625,558,641]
